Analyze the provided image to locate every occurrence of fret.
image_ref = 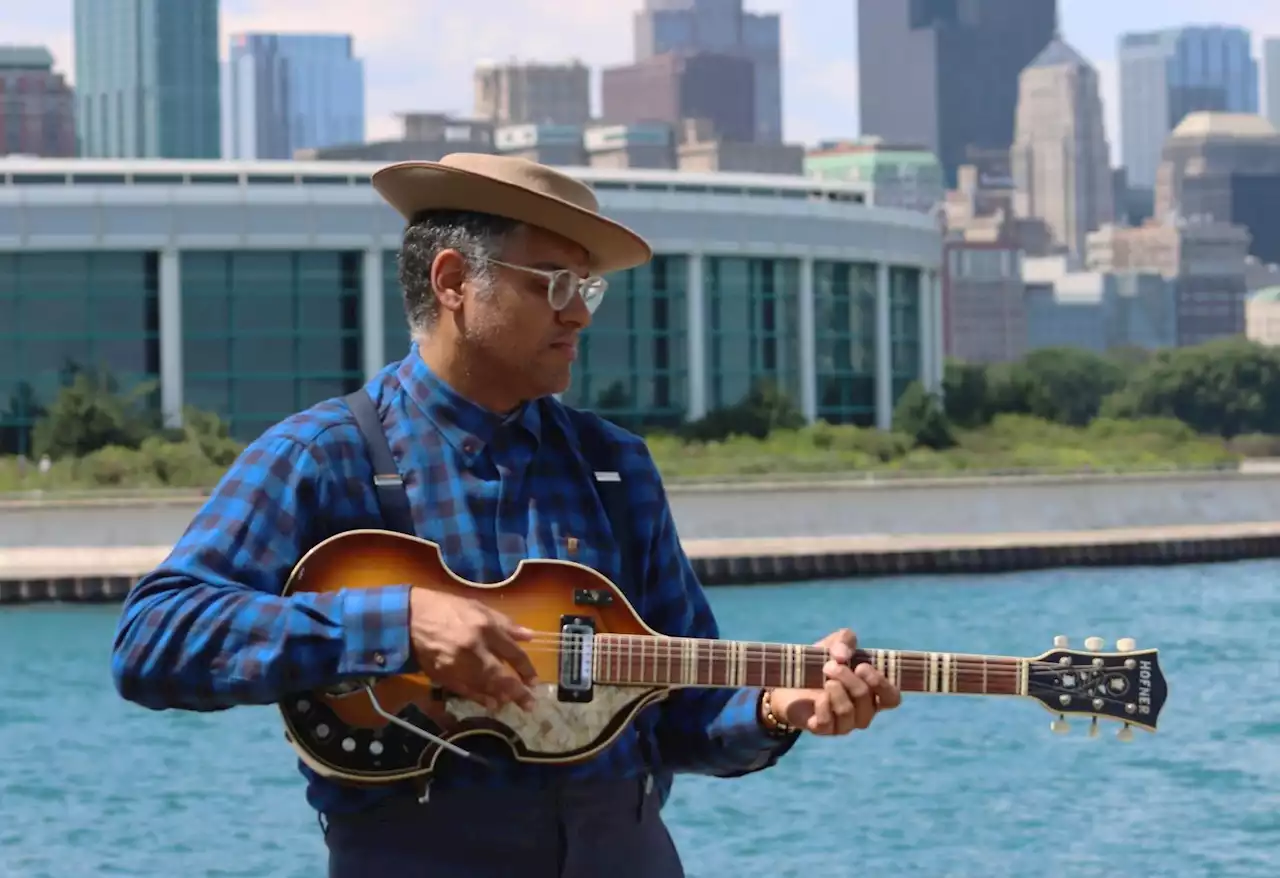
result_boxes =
[591,636,1026,701]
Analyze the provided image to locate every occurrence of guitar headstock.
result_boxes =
[1029,635,1167,740]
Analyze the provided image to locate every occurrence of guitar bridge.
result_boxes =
[557,615,596,703]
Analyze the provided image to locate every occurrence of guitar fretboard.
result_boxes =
[591,634,1030,697]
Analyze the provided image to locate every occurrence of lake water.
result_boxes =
[1,561,1277,877]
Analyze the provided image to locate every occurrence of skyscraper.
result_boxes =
[1119,26,1258,190]
[224,33,365,160]
[0,47,76,157]
[633,0,782,143]
[1011,37,1114,259]
[857,0,1057,187]
[73,0,221,158]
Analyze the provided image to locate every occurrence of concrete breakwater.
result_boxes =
[4,521,1280,605]
[8,468,1280,550]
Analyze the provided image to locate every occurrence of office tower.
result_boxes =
[1011,37,1114,259]
[0,47,75,156]
[73,0,221,158]
[602,52,756,144]
[473,61,591,126]
[1266,38,1280,130]
[224,33,364,160]
[1119,26,1258,190]
[857,0,1057,187]
[634,0,781,143]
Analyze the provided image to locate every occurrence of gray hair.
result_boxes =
[397,209,520,334]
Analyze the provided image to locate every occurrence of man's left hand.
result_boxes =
[767,628,902,736]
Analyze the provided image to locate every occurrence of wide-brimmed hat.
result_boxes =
[371,153,652,274]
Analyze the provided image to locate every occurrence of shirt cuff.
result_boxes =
[719,688,802,766]
[335,584,415,676]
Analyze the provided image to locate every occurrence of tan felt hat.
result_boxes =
[371,153,653,274]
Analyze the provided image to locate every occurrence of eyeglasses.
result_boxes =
[485,258,609,314]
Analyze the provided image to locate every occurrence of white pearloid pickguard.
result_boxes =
[444,683,661,755]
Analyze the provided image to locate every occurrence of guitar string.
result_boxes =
[502,634,1073,675]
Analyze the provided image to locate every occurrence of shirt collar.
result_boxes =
[396,342,542,462]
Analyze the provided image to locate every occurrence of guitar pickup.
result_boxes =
[557,615,596,703]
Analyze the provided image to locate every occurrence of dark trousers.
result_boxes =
[324,777,685,878]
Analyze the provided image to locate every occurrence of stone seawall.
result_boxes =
[3,522,1280,605]
[5,470,1280,549]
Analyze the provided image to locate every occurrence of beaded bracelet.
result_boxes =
[760,688,796,737]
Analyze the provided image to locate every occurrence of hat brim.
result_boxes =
[371,161,653,274]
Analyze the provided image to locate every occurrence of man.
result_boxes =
[111,154,901,877]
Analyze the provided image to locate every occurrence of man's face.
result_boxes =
[457,224,596,405]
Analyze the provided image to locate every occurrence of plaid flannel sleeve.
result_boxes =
[111,427,414,712]
[631,448,801,777]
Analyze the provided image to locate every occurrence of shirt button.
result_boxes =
[462,438,479,454]
[373,652,386,667]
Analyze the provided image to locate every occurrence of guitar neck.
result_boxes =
[593,634,1030,697]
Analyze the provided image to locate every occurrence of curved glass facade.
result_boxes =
[889,266,922,401]
[181,250,363,440]
[563,254,689,429]
[704,256,801,410]
[814,261,877,426]
[0,251,160,455]
[382,250,412,366]
[1,244,935,453]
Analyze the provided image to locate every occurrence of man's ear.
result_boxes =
[430,249,468,315]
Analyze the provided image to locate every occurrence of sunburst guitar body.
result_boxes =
[277,529,1169,787]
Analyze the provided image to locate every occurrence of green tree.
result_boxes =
[1100,337,1280,437]
[682,379,804,442]
[31,366,158,459]
[1016,347,1127,427]
[940,360,991,428]
[893,381,956,449]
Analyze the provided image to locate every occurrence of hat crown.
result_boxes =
[436,152,600,214]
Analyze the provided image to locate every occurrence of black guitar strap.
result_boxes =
[343,389,416,537]
[342,391,637,606]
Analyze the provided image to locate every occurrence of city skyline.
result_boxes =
[8,0,1280,162]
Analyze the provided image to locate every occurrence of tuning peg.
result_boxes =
[1084,636,1104,652]
[1053,635,1069,647]
[1116,723,1134,743]
[1116,637,1136,652]
[1051,715,1070,734]
[1088,717,1099,738]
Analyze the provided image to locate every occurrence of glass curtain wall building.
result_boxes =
[0,160,942,452]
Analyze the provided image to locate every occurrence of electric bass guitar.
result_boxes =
[278,529,1168,787]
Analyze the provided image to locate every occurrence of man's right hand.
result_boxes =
[408,588,539,712]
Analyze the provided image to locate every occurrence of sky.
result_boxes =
[7,0,1280,164]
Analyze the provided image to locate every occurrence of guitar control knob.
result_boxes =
[341,737,356,752]
[1084,636,1104,652]
[1053,635,1069,647]
[1051,716,1070,734]
[1116,637,1136,652]
[369,740,384,756]
[1116,724,1134,743]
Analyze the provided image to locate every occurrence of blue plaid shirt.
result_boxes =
[112,345,798,816]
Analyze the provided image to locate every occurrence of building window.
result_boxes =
[0,251,160,455]
[814,261,876,426]
[890,266,922,400]
[182,251,363,441]
[562,254,689,429]
[704,256,802,412]
[382,250,411,364]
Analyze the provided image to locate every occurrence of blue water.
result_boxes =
[2,561,1277,877]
